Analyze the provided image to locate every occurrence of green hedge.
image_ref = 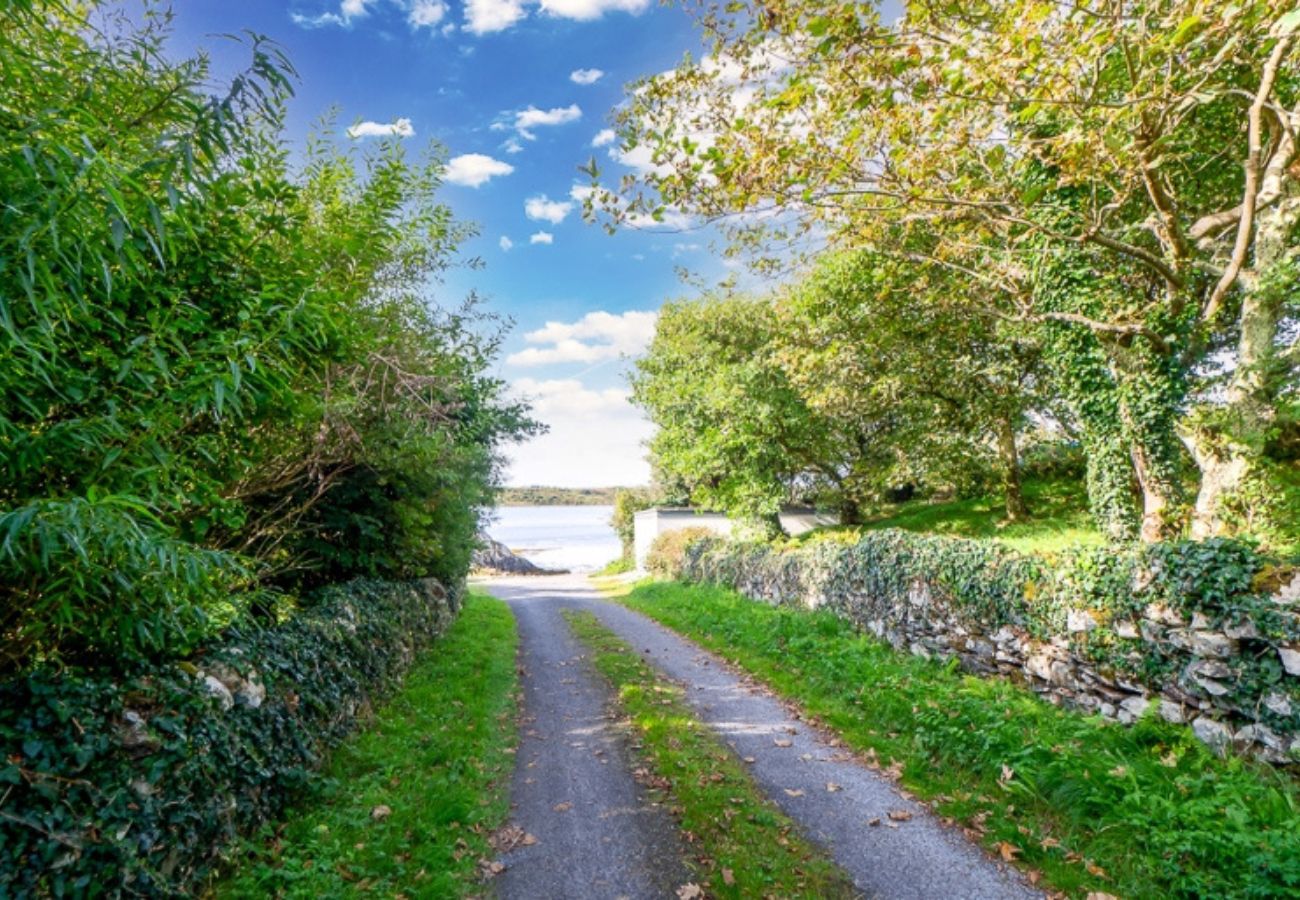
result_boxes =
[679,532,1300,740]
[0,578,459,897]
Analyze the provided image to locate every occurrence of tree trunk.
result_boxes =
[839,493,864,526]
[995,414,1029,522]
[1187,193,1295,537]
[1105,338,1187,542]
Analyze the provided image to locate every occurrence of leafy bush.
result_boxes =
[0,4,534,671]
[646,527,717,577]
[0,578,459,897]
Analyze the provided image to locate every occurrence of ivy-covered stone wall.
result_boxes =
[676,532,1300,763]
[0,578,460,897]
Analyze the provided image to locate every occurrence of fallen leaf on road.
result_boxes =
[887,810,912,822]
[742,756,756,763]
[867,817,881,827]
[370,805,392,822]
[826,782,842,792]
[553,802,572,812]
[676,883,704,899]
[773,738,793,748]
[784,788,805,798]
[521,833,538,846]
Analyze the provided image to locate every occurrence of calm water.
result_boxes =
[486,505,620,573]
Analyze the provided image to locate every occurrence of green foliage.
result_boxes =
[610,487,658,563]
[646,527,717,578]
[0,578,459,896]
[623,581,1300,898]
[604,0,1300,544]
[563,609,857,898]
[218,592,518,898]
[630,293,844,522]
[0,3,534,670]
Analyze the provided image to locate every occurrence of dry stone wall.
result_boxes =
[677,532,1300,763]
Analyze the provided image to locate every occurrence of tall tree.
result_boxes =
[600,0,1300,541]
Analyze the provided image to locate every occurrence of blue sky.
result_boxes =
[166,0,736,487]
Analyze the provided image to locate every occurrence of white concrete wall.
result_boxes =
[633,509,733,570]
[633,507,839,570]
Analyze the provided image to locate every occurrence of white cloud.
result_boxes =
[570,68,605,85]
[407,0,447,26]
[524,194,574,225]
[464,0,527,33]
[499,235,514,251]
[529,231,554,245]
[504,378,653,487]
[444,153,514,187]
[292,0,377,27]
[512,104,581,139]
[591,128,616,147]
[506,309,657,366]
[503,138,524,154]
[540,0,651,21]
[346,117,415,138]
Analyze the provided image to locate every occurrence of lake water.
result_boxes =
[486,505,620,573]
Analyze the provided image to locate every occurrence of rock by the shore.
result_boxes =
[473,534,568,575]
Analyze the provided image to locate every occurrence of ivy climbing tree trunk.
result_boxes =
[995,413,1029,523]
[1187,184,1300,538]
[1106,339,1188,543]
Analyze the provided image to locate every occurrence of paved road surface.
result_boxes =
[484,574,1040,900]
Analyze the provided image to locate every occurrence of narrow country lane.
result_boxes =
[488,577,691,899]
[484,574,1041,900]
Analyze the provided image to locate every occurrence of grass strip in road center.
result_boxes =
[217,590,519,898]
[618,580,1300,899]
[562,609,857,899]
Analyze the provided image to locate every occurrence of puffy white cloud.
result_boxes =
[506,309,656,366]
[524,194,574,225]
[499,235,514,251]
[346,117,415,138]
[512,104,581,139]
[464,0,527,33]
[570,68,605,85]
[504,378,653,487]
[503,138,524,154]
[407,0,447,26]
[529,231,554,245]
[591,128,616,147]
[444,153,514,187]
[540,0,651,21]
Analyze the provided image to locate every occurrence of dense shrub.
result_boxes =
[646,527,717,577]
[0,3,534,671]
[0,578,459,897]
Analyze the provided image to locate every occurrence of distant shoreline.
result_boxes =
[496,487,631,506]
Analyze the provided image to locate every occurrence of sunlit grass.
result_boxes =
[216,591,519,898]
[621,581,1300,899]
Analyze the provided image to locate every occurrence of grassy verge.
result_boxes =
[216,590,519,898]
[619,581,1300,899]
[802,477,1101,555]
[562,610,856,899]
